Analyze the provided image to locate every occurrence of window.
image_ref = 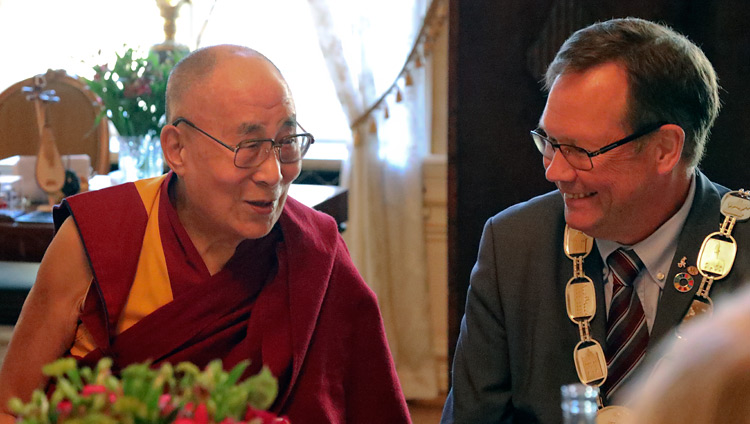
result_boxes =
[0,0,349,172]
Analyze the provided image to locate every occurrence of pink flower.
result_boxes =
[194,403,209,424]
[158,394,171,409]
[123,77,152,98]
[93,64,109,81]
[244,407,288,424]
[56,400,73,416]
[81,384,107,396]
[158,393,176,415]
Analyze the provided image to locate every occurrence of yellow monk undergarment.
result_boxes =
[70,175,173,357]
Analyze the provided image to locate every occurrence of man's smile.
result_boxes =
[561,191,596,200]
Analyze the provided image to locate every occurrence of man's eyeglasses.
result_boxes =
[530,122,667,171]
[172,118,315,169]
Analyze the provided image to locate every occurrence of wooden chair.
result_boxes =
[0,69,109,175]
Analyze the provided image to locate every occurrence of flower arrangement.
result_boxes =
[83,47,186,138]
[8,357,290,424]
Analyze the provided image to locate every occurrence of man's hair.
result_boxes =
[545,17,720,169]
[165,45,278,123]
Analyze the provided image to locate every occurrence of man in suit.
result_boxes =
[441,17,750,423]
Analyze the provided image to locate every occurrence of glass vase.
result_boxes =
[116,134,164,182]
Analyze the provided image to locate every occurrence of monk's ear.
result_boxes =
[161,124,187,176]
[651,124,685,174]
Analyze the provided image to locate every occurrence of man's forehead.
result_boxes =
[204,55,290,95]
[186,57,289,111]
[542,64,629,129]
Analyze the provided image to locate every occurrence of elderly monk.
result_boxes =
[0,45,410,423]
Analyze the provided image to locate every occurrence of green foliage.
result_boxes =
[83,47,186,137]
[9,358,288,424]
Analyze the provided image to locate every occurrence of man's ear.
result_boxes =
[652,124,685,174]
[161,124,187,176]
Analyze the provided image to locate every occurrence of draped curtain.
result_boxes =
[306,0,439,399]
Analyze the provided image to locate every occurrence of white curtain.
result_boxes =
[307,0,439,399]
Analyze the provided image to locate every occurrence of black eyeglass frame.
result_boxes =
[530,121,668,170]
[172,117,315,168]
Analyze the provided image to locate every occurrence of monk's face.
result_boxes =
[176,53,300,242]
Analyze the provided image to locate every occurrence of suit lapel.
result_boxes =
[650,171,724,345]
[585,244,607,344]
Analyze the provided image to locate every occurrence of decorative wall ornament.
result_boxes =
[349,0,448,144]
[24,74,65,207]
[153,0,192,54]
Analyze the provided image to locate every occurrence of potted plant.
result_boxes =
[8,357,290,424]
[83,47,185,181]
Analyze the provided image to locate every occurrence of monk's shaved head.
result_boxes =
[165,45,282,123]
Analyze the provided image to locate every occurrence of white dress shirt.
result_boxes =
[596,173,696,332]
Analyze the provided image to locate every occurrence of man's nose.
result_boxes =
[544,150,577,183]
[252,147,283,185]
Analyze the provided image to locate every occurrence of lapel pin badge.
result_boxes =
[673,272,695,293]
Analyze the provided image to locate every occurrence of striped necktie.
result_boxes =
[601,248,648,402]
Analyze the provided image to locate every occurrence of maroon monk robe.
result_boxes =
[53,173,411,423]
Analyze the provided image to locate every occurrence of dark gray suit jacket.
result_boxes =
[441,171,750,423]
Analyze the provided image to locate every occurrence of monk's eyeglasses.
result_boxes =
[172,117,315,169]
